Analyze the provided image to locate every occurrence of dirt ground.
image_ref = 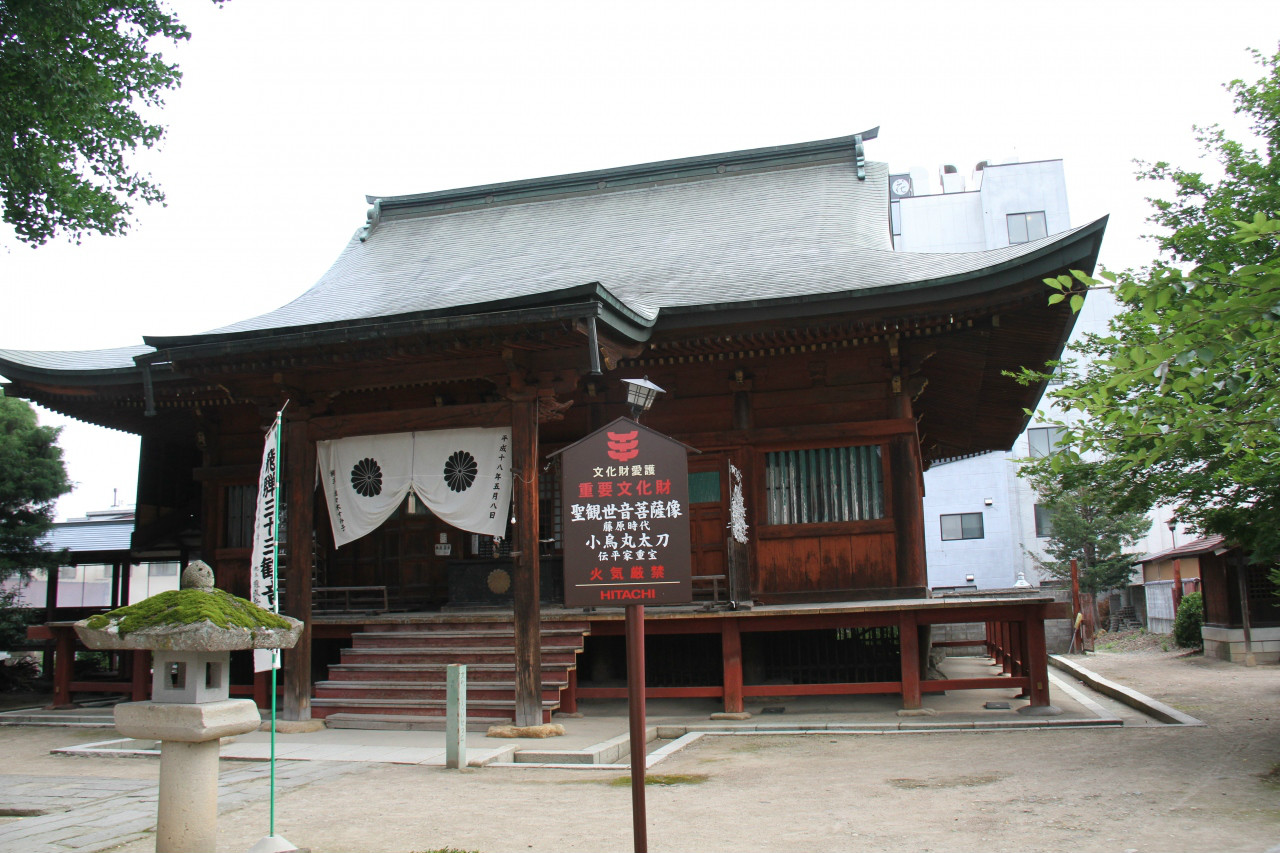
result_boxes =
[5,645,1279,853]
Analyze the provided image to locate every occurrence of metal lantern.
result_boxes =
[622,376,665,420]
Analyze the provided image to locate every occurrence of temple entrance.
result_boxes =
[319,494,467,611]
[689,453,730,604]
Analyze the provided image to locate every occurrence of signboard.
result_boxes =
[559,417,692,607]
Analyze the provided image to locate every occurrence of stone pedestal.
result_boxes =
[157,740,220,853]
[117,699,262,853]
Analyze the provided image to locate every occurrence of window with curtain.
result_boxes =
[764,444,885,525]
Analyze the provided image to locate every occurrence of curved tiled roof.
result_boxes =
[0,131,1105,379]
[195,158,1092,343]
[0,345,152,373]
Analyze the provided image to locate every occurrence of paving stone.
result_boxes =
[63,828,153,851]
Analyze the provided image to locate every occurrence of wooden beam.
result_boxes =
[192,464,261,482]
[678,417,917,452]
[308,402,510,441]
[282,416,316,721]
[510,399,542,726]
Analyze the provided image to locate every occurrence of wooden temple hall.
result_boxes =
[2,130,1105,726]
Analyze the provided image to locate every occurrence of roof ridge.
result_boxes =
[363,128,881,226]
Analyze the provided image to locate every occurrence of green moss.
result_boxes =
[94,588,293,636]
[608,773,709,787]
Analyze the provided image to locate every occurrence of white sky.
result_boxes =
[2,0,1277,521]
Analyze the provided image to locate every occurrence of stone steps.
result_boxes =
[312,619,588,725]
[314,680,565,702]
[326,662,568,682]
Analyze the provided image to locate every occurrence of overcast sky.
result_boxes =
[3,0,1278,521]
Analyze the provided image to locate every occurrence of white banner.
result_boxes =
[318,427,512,547]
[250,417,281,672]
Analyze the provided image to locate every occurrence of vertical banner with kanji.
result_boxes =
[250,415,282,671]
[560,418,692,607]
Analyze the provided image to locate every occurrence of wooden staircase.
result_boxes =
[312,619,589,728]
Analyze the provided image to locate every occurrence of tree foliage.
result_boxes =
[0,393,70,580]
[1017,47,1280,570]
[0,0,192,245]
[1024,461,1149,594]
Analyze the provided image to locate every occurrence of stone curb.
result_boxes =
[1048,654,1206,726]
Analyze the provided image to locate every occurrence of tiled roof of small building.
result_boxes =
[1138,534,1228,563]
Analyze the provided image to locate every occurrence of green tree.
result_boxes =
[0,392,70,582]
[1025,461,1149,594]
[0,0,193,245]
[1138,45,1280,270]
[1017,46,1280,574]
[1172,591,1205,650]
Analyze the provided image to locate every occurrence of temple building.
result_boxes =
[2,130,1104,725]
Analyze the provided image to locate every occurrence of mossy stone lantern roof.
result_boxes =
[74,561,303,652]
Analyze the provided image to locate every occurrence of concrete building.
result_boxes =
[3,508,181,611]
[895,158,1174,592]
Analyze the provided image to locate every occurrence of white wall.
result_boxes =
[978,160,1071,249]
[4,564,180,609]
[896,192,985,252]
[894,159,1070,254]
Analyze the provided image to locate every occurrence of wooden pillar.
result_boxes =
[1172,558,1184,613]
[110,560,122,609]
[44,563,59,618]
[282,416,315,721]
[511,399,543,727]
[899,610,921,709]
[130,650,150,701]
[50,628,75,709]
[1025,607,1052,707]
[120,562,132,606]
[999,622,1012,674]
[40,568,59,681]
[889,394,927,589]
[1236,559,1256,665]
[1014,620,1030,698]
[561,667,578,714]
[721,617,744,713]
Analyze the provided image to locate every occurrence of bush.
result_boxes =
[0,587,37,652]
[1173,591,1205,649]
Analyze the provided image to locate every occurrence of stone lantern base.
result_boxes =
[116,699,262,853]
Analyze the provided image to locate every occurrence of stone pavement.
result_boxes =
[0,761,368,853]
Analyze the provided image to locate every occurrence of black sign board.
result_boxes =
[559,417,692,607]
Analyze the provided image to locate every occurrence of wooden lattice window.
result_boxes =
[764,445,884,525]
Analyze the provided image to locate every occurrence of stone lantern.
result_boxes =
[76,561,303,853]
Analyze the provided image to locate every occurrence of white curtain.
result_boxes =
[317,427,512,547]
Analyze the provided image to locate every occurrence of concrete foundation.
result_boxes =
[1202,625,1280,664]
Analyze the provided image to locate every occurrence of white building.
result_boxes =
[3,508,181,610]
[894,158,1176,591]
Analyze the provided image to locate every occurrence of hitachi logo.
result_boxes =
[600,588,656,600]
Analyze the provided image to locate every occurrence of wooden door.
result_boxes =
[688,454,729,601]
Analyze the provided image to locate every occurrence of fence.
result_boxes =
[1145,580,1176,634]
